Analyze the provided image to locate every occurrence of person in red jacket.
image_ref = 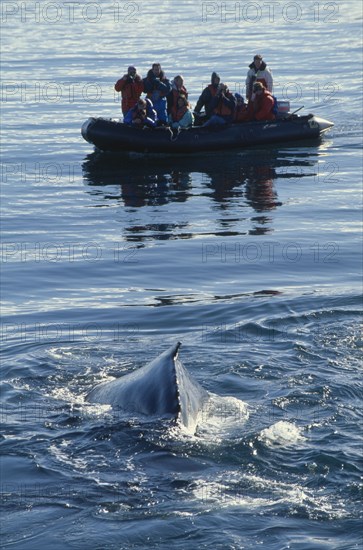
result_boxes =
[247,82,276,121]
[114,66,144,116]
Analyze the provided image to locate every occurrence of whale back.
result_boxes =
[87,342,208,430]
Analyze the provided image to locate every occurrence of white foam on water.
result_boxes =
[259,420,306,447]
[195,393,249,441]
[191,471,350,519]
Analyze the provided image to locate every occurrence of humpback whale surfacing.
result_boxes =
[87,342,209,431]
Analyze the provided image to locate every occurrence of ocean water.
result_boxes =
[1,1,362,548]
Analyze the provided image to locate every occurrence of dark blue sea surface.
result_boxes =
[1,1,362,548]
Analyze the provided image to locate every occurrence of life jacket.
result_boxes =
[251,90,276,121]
[170,88,188,119]
[208,84,218,98]
[214,94,234,117]
[172,86,188,100]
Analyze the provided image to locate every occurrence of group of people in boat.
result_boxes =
[114,55,275,129]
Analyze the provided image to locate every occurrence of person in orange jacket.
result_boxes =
[114,66,144,116]
[247,82,276,121]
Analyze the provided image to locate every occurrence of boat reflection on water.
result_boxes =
[82,152,192,208]
[82,147,320,239]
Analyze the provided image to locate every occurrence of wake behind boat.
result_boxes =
[81,113,334,154]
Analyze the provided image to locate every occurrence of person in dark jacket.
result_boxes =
[194,72,221,119]
[114,66,144,116]
[203,83,236,127]
[142,63,172,124]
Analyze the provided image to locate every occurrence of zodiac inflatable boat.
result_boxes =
[81,113,333,154]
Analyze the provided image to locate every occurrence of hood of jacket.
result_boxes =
[249,61,267,71]
[146,68,166,81]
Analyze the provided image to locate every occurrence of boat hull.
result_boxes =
[81,115,333,154]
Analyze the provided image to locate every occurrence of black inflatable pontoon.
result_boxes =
[81,114,333,154]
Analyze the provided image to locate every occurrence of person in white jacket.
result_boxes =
[246,54,273,101]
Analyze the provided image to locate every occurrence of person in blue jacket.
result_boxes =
[143,63,172,124]
[124,98,157,128]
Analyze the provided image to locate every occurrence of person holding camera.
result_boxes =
[115,66,144,116]
[202,83,236,127]
[194,72,221,121]
[124,98,157,128]
[246,54,273,101]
